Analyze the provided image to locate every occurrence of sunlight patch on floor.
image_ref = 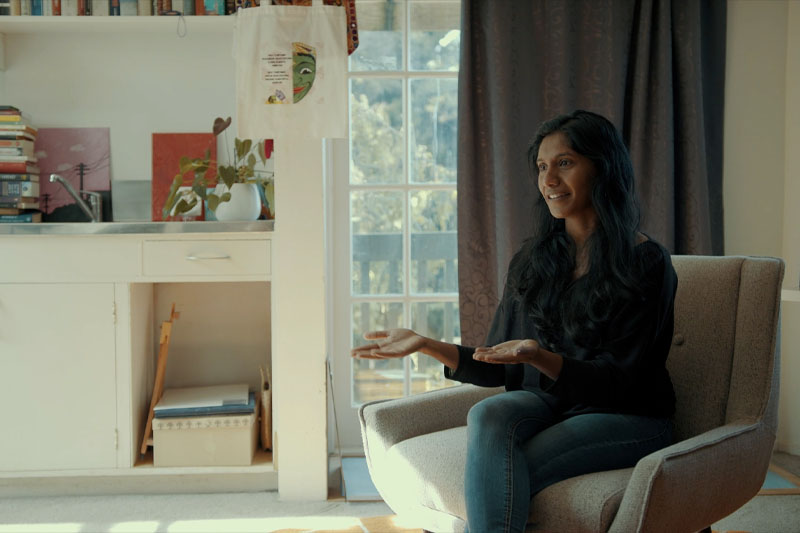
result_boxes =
[0,525,82,533]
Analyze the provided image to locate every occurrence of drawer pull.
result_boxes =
[185,254,232,261]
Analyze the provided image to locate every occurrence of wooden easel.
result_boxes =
[140,303,180,457]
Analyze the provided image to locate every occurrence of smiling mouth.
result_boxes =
[547,192,570,200]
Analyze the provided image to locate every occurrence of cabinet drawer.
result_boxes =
[143,239,270,279]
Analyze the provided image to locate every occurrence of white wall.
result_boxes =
[723,0,787,262]
[725,0,800,454]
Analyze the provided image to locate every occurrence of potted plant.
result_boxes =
[162,116,274,221]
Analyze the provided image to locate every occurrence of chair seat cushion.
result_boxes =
[387,426,634,532]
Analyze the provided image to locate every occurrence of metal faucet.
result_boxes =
[49,174,102,223]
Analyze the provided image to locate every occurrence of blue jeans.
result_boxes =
[464,390,673,533]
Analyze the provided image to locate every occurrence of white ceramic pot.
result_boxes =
[213,183,262,222]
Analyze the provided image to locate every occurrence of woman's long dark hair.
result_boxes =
[509,110,643,351]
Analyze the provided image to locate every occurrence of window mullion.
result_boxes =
[402,0,412,398]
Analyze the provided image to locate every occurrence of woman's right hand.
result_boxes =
[350,328,427,359]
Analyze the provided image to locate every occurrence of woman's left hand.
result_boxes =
[473,339,541,365]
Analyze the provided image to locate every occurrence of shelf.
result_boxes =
[0,15,234,34]
[133,448,275,475]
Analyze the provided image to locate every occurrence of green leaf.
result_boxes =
[221,192,231,202]
[174,197,197,214]
[239,139,252,160]
[192,182,207,199]
[258,141,267,166]
[207,194,221,212]
[219,165,236,187]
[179,156,193,174]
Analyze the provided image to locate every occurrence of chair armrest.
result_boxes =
[359,384,502,456]
[610,419,775,533]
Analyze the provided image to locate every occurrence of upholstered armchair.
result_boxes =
[359,255,784,532]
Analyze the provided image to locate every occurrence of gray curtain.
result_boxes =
[456,0,726,347]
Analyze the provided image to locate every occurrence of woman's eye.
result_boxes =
[559,159,570,167]
[538,164,546,172]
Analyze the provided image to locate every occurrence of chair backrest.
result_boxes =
[667,255,784,442]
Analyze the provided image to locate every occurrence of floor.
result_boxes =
[0,452,797,533]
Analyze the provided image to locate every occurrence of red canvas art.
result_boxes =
[152,133,217,222]
[34,128,111,221]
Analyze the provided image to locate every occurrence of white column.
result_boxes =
[272,138,329,500]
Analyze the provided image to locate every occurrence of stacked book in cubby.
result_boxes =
[0,106,41,224]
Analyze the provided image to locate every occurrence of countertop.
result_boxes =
[0,220,274,235]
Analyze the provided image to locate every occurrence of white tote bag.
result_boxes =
[234,0,348,141]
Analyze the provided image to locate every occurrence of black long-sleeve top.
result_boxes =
[445,239,677,418]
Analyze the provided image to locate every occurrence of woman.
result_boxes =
[352,110,677,532]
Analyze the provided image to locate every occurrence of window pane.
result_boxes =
[350,78,404,185]
[409,1,461,71]
[410,189,457,294]
[410,301,460,393]
[353,302,405,404]
[349,0,404,72]
[352,190,404,295]
[409,78,458,184]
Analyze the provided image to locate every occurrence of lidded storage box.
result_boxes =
[153,410,258,467]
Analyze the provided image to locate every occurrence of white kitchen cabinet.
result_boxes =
[0,227,277,495]
[0,283,118,471]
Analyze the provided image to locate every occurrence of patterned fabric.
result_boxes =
[272,0,359,54]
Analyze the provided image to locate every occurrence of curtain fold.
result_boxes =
[457,0,726,346]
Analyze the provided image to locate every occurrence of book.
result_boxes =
[119,0,136,14]
[0,161,39,175]
[0,212,42,223]
[151,132,215,221]
[62,0,78,15]
[0,124,38,139]
[154,384,250,412]
[0,132,36,143]
[109,0,119,14]
[91,0,108,14]
[203,0,222,14]
[0,197,39,209]
[1,180,39,197]
[0,106,21,114]
[0,173,39,182]
[52,0,62,14]
[0,140,35,158]
[137,0,150,14]
[154,391,256,418]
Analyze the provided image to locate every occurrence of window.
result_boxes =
[346,0,462,405]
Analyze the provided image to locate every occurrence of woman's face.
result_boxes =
[536,132,597,230]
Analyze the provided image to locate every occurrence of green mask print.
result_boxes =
[292,42,317,103]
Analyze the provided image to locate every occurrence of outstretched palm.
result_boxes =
[351,328,425,359]
[473,339,540,364]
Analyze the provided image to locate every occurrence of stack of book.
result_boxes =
[0,106,41,224]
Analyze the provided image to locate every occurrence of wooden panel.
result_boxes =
[0,283,117,471]
[142,239,270,279]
